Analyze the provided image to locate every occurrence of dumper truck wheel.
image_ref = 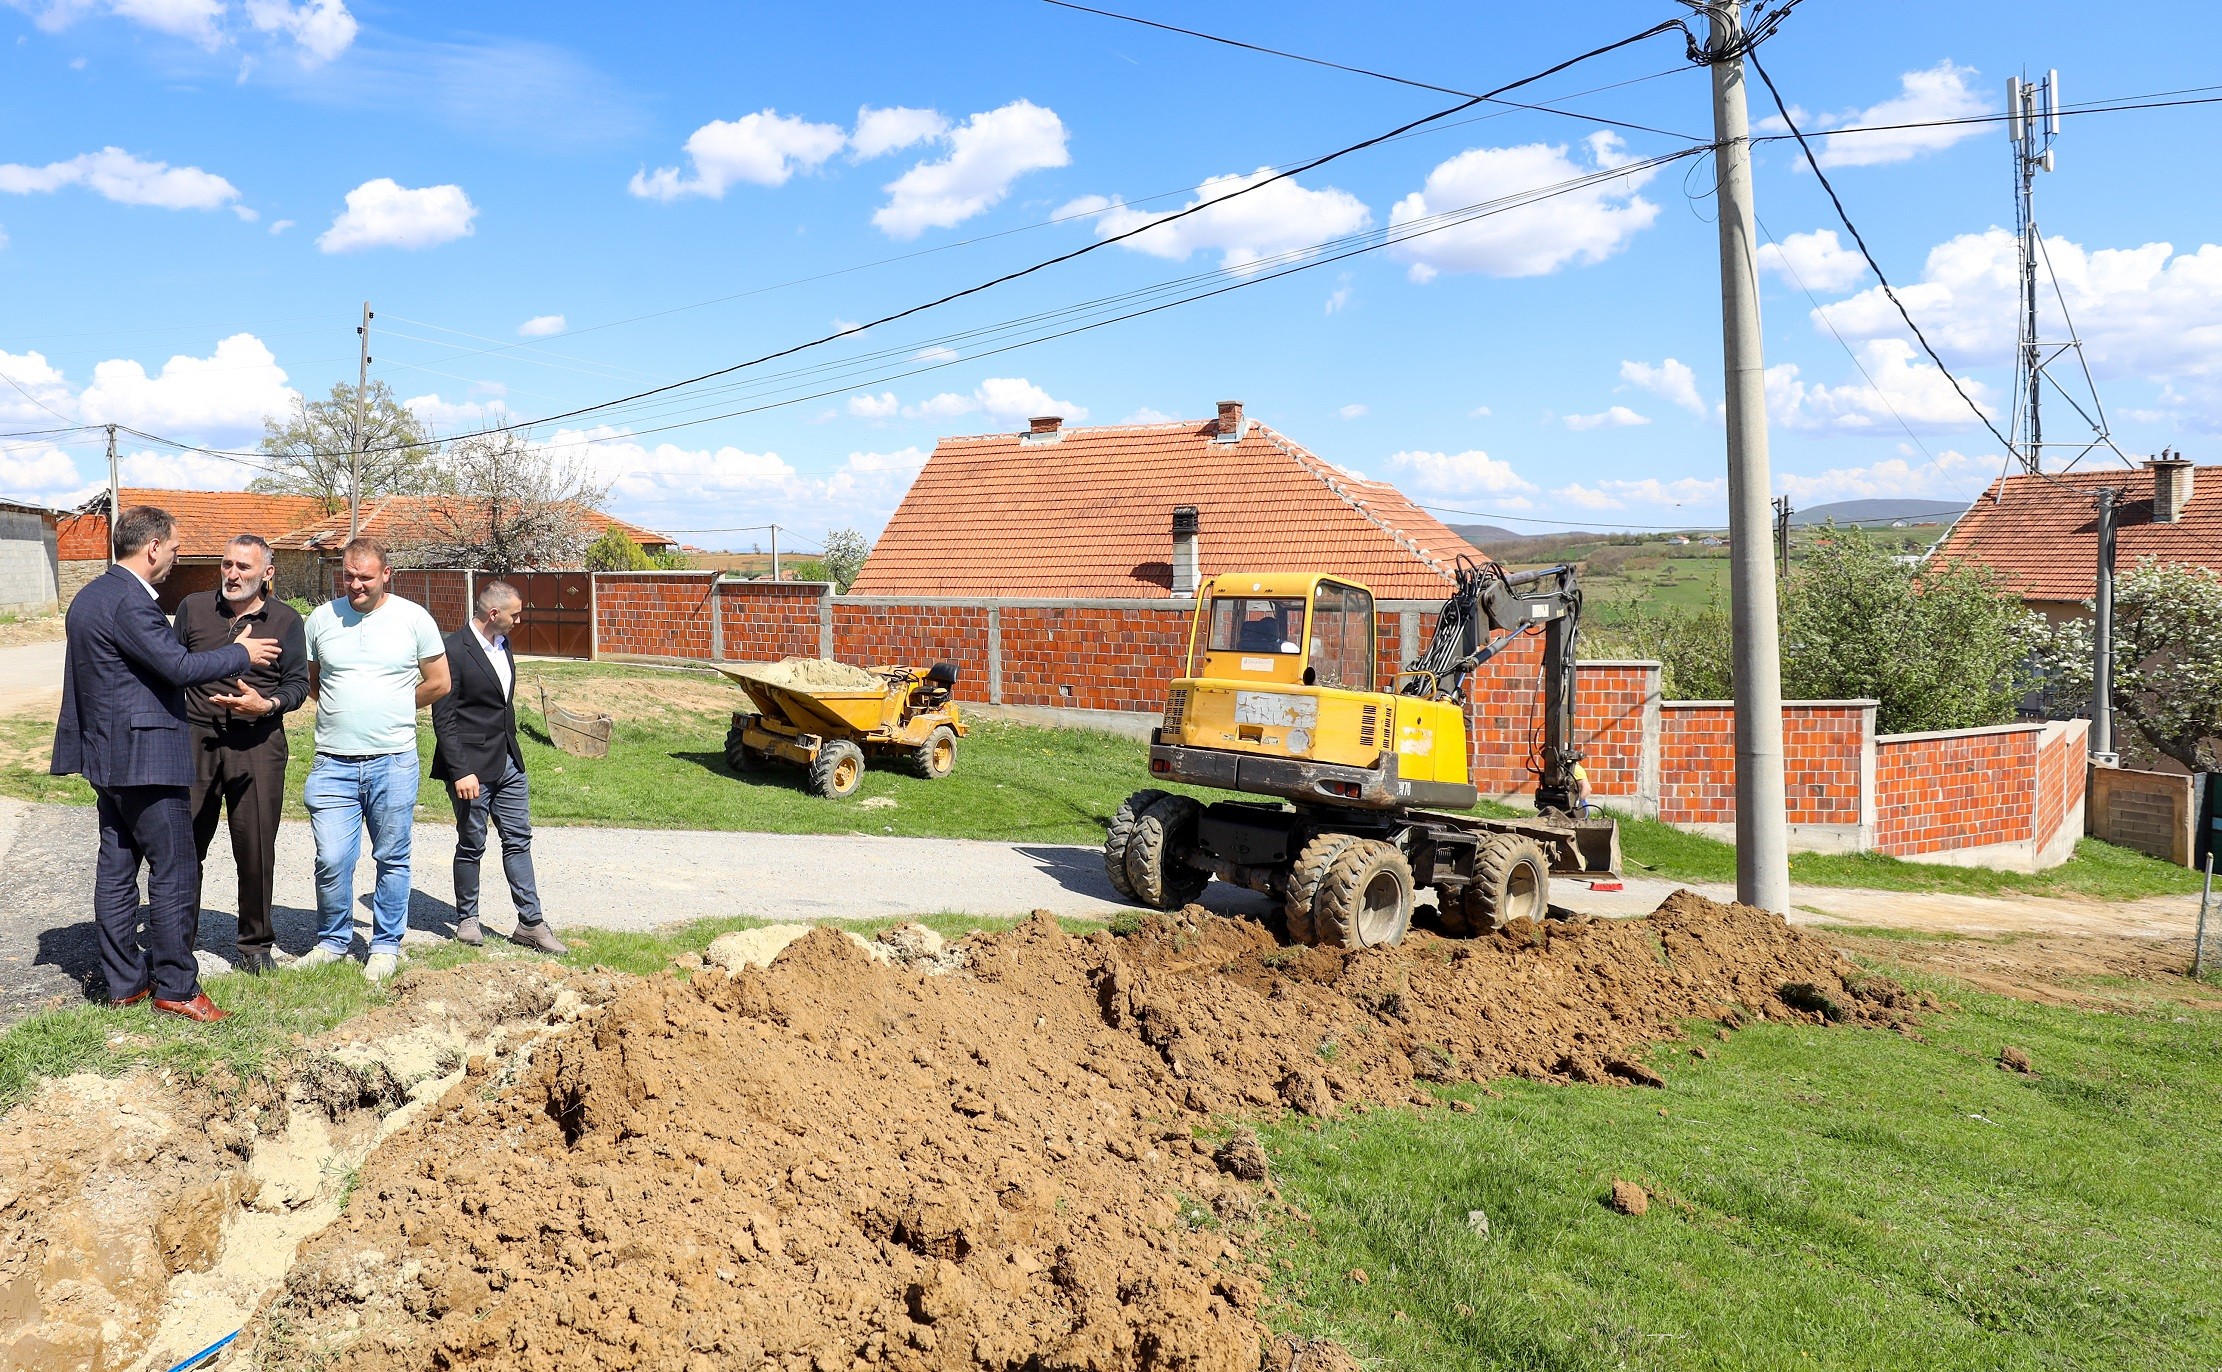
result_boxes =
[912,725,958,780]
[1103,789,1169,901]
[723,724,755,773]
[1284,833,1362,947]
[1314,839,1414,949]
[809,739,867,799]
[1466,835,1549,932]
[1125,795,1209,911]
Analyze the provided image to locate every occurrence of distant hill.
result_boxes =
[1446,524,1521,547]
[1790,499,1967,527]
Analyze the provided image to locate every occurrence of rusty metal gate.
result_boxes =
[507,570,593,659]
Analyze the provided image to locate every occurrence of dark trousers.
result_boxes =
[449,757,543,926]
[93,784,199,1002]
[189,724,289,954]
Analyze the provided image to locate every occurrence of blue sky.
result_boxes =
[2,1,2217,552]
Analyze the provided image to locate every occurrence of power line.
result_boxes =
[1745,48,2019,456]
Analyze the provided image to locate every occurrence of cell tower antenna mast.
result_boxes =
[2006,69,2119,475]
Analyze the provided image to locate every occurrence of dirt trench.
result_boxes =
[0,960,623,1372]
[254,892,1908,1372]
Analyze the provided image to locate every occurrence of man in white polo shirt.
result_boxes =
[298,537,450,981]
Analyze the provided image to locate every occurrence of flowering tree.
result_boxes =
[2029,560,2222,771]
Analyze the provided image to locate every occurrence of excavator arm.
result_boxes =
[1401,557,1586,815]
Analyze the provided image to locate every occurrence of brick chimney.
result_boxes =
[1022,414,1064,445]
[2148,449,2194,523]
[1213,399,1246,442]
[1171,505,1201,597]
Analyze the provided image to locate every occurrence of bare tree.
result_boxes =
[251,380,438,507]
[391,433,608,573]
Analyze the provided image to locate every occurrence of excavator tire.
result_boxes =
[1124,794,1209,910]
[723,723,756,773]
[1465,834,1550,932]
[911,725,958,780]
[1313,839,1415,949]
[808,739,867,799]
[1103,789,1169,902]
[1283,833,1363,947]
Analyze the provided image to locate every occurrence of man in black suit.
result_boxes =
[51,506,282,1021]
[174,534,309,976]
[430,580,565,953]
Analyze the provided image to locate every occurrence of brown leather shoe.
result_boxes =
[152,992,230,1024]
[107,987,151,1008]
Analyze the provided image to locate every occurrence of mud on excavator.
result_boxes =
[1104,559,1619,947]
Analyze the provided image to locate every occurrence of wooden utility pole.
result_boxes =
[1705,2,1791,913]
[351,301,372,540]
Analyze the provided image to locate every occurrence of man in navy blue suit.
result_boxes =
[51,505,281,1022]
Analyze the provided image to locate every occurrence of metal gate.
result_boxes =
[508,570,593,659]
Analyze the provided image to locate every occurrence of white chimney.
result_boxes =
[2149,450,2194,523]
[1171,505,1201,597]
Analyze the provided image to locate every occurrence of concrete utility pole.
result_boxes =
[1705,2,1791,913]
[2090,486,2118,762]
[104,424,119,569]
[1772,495,1793,583]
[769,524,781,582]
[350,301,372,541]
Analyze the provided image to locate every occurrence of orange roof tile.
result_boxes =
[270,497,674,554]
[1930,465,2222,602]
[57,488,330,561]
[848,415,1488,600]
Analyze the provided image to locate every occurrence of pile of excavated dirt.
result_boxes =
[0,960,620,1372]
[260,892,1906,1371]
[729,657,888,692]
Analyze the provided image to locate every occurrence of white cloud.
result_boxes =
[846,391,899,420]
[1072,167,1370,272]
[1774,449,1992,503]
[628,109,846,201]
[830,318,864,336]
[898,375,1085,425]
[912,345,958,364]
[1564,405,1650,430]
[1816,229,2222,387]
[1619,358,1706,417]
[403,390,511,430]
[0,349,76,425]
[516,314,566,337]
[16,0,226,46]
[76,331,296,438]
[0,445,85,502]
[243,0,354,64]
[115,446,258,489]
[1391,131,1660,281]
[1554,476,1725,511]
[0,146,239,210]
[850,105,948,160]
[1336,403,1368,420]
[1325,281,1353,314]
[1763,338,1995,433]
[268,217,293,234]
[1383,449,1538,507]
[1806,61,1989,169]
[1123,407,1176,424]
[873,100,1067,239]
[548,423,929,538]
[317,177,476,252]
[1758,227,1866,292]
[1467,405,1492,418]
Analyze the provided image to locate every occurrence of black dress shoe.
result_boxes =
[236,948,278,976]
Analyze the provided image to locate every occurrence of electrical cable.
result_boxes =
[1745,48,2019,456]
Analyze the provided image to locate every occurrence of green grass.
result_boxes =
[1607,806,2205,902]
[0,909,1101,1112]
[1259,978,2222,1370]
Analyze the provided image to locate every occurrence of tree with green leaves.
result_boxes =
[584,526,653,572]
[821,527,870,592]
[2027,560,2222,772]
[250,379,438,507]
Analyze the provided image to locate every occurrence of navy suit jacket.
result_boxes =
[51,564,254,790]
[430,625,524,785]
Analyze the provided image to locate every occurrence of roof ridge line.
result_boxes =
[1253,423,1458,582]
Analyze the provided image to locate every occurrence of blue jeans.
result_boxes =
[305,751,419,956]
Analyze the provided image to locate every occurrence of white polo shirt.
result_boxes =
[305,594,445,756]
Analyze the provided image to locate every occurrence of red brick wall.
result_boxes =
[597,573,715,659]
[1000,604,1191,712]
[1874,728,2037,855]
[719,581,823,661]
[832,602,993,700]
[1660,703,1867,826]
[1660,705,1736,824]
[389,569,470,633]
[2034,720,2090,853]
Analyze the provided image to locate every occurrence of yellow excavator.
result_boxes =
[1104,559,1619,947]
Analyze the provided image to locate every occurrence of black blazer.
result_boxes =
[430,625,524,784]
[51,565,253,789]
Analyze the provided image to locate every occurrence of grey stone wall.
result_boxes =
[0,509,59,615]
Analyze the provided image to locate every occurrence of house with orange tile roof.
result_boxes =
[848,402,1487,600]
[269,495,676,602]
[54,488,331,611]
[1930,455,2220,620]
